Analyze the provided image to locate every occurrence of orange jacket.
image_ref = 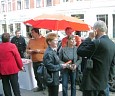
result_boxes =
[26,36,47,62]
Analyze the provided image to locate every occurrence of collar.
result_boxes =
[51,47,57,52]
[97,34,106,39]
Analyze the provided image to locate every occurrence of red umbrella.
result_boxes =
[24,14,90,31]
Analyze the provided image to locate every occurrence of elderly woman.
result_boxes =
[0,33,24,96]
[59,35,82,96]
[43,32,68,96]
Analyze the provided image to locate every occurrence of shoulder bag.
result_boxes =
[86,39,100,69]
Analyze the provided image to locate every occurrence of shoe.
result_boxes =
[33,88,43,92]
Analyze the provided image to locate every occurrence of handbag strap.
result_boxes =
[90,39,100,59]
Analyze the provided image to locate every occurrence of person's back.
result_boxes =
[77,20,115,96]
[0,33,23,96]
[87,36,115,89]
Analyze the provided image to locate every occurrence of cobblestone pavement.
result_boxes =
[0,81,115,96]
[20,87,115,96]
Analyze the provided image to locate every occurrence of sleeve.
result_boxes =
[39,38,48,54]
[11,37,14,43]
[26,40,31,54]
[12,44,23,70]
[111,54,115,66]
[22,37,27,52]
[43,53,63,72]
[59,48,65,64]
[77,38,95,58]
[109,54,115,80]
[76,57,82,67]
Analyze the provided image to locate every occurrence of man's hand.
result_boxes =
[89,32,95,40]
[33,49,40,53]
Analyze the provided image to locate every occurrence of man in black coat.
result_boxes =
[11,30,26,58]
[77,20,115,96]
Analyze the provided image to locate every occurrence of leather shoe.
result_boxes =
[33,88,43,92]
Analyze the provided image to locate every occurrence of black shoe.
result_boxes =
[33,88,43,92]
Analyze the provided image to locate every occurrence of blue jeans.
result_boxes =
[104,84,109,96]
[0,94,3,96]
[62,69,76,96]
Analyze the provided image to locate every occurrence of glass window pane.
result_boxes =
[36,0,41,8]
[113,15,115,38]
[17,1,21,10]
[46,0,52,6]
[24,0,29,9]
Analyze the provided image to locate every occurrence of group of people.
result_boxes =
[0,20,115,96]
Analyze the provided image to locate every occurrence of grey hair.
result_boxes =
[93,20,107,32]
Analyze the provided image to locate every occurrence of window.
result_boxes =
[7,0,11,11]
[1,1,5,12]
[71,14,84,21]
[63,0,69,2]
[8,1,11,11]
[24,0,29,9]
[15,23,21,30]
[36,0,41,8]
[9,24,13,34]
[76,0,84,1]
[17,0,21,10]
[2,24,6,33]
[96,14,108,28]
[71,14,87,36]
[46,0,52,6]
[97,14,108,34]
[113,15,115,38]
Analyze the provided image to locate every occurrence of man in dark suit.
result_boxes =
[11,30,26,58]
[77,20,115,96]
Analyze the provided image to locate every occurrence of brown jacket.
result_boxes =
[26,36,47,62]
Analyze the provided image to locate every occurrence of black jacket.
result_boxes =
[77,35,115,90]
[43,46,63,86]
[11,36,26,58]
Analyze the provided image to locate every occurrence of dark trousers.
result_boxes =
[33,62,44,89]
[62,69,76,96]
[1,73,21,96]
[82,90,106,96]
[48,85,59,96]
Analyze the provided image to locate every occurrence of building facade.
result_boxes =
[0,0,115,38]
